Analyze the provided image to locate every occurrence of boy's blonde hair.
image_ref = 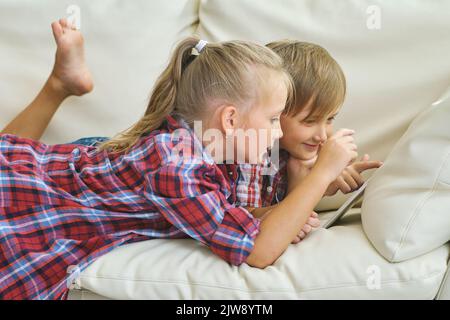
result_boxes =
[266,40,346,121]
[98,36,293,154]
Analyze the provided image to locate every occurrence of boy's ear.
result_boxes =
[219,105,238,133]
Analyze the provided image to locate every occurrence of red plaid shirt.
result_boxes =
[235,150,289,208]
[0,115,260,300]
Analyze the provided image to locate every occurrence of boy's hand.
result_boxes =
[292,211,320,244]
[324,154,383,196]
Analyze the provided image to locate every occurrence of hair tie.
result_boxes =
[195,39,208,53]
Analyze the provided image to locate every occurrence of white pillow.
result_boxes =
[362,90,450,262]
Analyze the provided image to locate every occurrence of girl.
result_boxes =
[0,19,357,299]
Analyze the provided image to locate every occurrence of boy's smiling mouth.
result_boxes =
[303,143,319,150]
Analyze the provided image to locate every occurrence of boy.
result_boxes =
[240,41,383,242]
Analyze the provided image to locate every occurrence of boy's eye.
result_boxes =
[304,116,335,125]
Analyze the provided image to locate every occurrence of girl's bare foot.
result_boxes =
[49,18,93,96]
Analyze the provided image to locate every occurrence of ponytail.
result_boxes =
[97,37,200,154]
[98,36,293,155]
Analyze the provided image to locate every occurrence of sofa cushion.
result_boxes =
[76,209,449,299]
[362,90,450,262]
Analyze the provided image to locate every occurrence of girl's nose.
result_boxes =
[273,124,283,140]
[276,128,283,140]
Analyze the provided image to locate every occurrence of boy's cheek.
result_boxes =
[326,126,334,138]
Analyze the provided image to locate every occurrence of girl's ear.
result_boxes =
[219,105,239,133]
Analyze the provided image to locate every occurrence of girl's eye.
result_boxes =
[327,116,336,122]
[271,118,280,124]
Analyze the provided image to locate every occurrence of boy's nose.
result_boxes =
[315,125,327,142]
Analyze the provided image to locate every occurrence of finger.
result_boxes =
[298,230,306,239]
[336,176,352,193]
[353,160,383,173]
[361,154,370,161]
[342,170,359,190]
[338,135,355,144]
[311,211,319,218]
[333,128,355,138]
[302,223,312,233]
[350,143,358,152]
[292,237,300,244]
[346,166,365,187]
[307,217,321,227]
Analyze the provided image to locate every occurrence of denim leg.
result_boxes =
[65,136,110,147]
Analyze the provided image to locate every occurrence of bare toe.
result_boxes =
[51,21,63,41]
[59,18,68,29]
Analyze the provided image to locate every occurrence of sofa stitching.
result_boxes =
[80,270,444,294]
[393,150,450,261]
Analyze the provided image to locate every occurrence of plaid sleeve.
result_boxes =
[143,157,261,266]
[235,164,264,208]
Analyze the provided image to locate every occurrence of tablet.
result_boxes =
[321,178,371,229]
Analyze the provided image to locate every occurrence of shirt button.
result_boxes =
[228,171,233,176]
[267,186,273,193]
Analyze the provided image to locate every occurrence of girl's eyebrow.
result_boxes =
[274,108,285,115]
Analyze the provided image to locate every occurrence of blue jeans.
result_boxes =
[67,136,110,147]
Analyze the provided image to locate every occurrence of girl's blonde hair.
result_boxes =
[266,40,346,122]
[98,36,293,154]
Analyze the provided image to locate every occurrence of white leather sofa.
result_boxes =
[0,0,449,299]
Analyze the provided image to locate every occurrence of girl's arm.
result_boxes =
[245,167,332,268]
[246,206,275,220]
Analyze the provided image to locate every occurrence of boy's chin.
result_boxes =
[287,148,318,160]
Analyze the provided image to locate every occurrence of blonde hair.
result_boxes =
[266,40,346,122]
[98,36,293,154]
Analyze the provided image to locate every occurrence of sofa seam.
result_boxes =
[80,269,444,294]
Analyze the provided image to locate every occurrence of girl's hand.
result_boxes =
[324,154,383,196]
[291,211,321,244]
